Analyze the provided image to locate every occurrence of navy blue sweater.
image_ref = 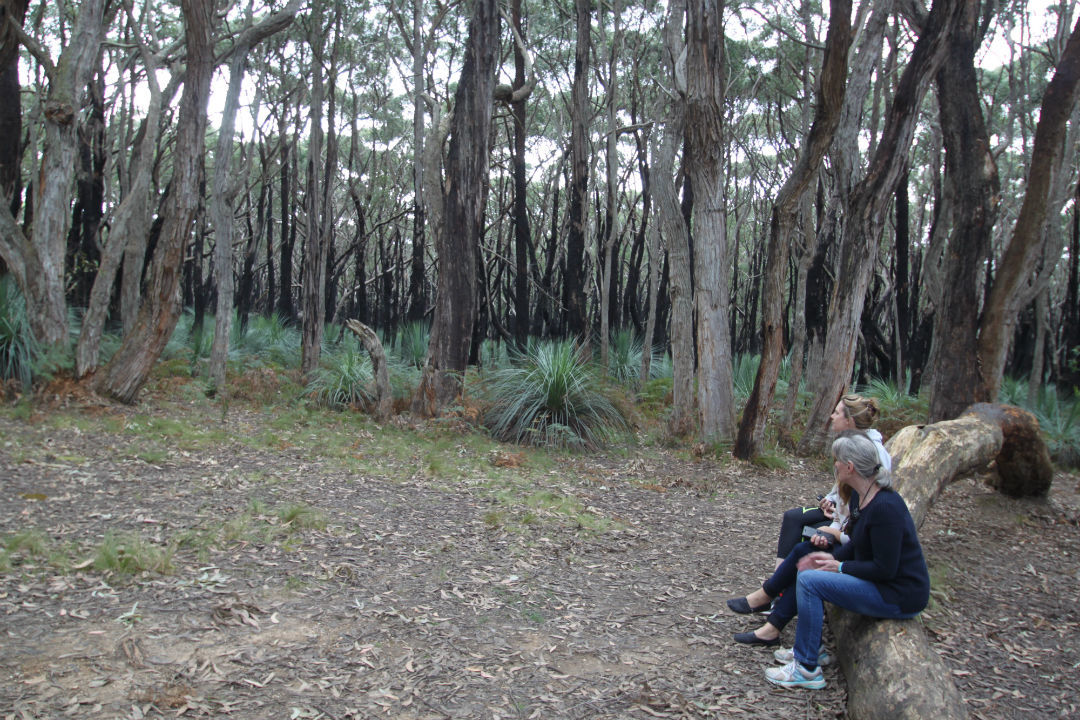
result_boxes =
[833,487,930,614]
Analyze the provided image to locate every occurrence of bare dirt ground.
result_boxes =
[1,393,1078,720]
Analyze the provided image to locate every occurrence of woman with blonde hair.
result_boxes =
[772,393,889,568]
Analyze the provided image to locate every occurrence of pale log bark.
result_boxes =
[345,319,392,421]
[832,402,1052,720]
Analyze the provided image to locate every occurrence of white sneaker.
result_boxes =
[773,645,832,666]
[765,659,826,689]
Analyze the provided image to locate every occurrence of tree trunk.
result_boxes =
[564,0,591,340]
[735,0,852,457]
[76,3,164,377]
[301,2,328,379]
[93,0,215,404]
[208,0,299,392]
[978,16,1080,401]
[925,0,1000,422]
[833,402,1052,720]
[798,0,963,453]
[0,0,105,350]
[411,0,499,416]
[0,0,29,220]
[685,0,734,441]
[345,319,392,421]
[407,0,427,324]
[509,0,530,350]
[656,0,694,437]
[599,0,621,371]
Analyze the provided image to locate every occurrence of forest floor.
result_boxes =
[1,376,1079,720]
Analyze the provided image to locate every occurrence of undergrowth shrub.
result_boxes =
[0,276,37,390]
[482,340,628,449]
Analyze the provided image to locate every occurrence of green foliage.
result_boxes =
[862,375,928,430]
[1009,382,1080,469]
[276,503,327,531]
[231,313,300,368]
[306,339,375,410]
[733,353,760,404]
[395,321,430,368]
[483,340,628,449]
[93,532,175,575]
[0,275,38,389]
[607,328,643,385]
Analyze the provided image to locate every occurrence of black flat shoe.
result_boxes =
[733,631,781,647]
[727,597,771,614]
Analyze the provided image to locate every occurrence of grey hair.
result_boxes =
[832,429,891,487]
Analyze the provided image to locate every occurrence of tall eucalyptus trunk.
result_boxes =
[978,16,1080,403]
[656,0,695,437]
[94,0,215,403]
[0,0,105,350]
[412,0,500,416]
[735,0,852,457]
[564,0,591,339]
[208,0,300,391]
[798,0,965,453]
[684,0,734,441]
[925,0,1000,422]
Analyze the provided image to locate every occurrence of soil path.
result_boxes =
[1,402,1078,719]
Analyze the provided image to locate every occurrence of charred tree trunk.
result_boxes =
[0,0,29,221]
[564,0,591,340]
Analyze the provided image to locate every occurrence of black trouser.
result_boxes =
[776,506,829,559]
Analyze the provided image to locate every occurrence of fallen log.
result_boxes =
[344,319,393,421]
[830,403,1053,720]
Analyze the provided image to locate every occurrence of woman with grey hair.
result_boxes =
[763,429,930,690]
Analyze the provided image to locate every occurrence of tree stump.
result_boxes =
[830,403,1052,720]
[344,319,392,421]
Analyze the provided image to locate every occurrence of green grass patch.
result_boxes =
[93,532,176,576]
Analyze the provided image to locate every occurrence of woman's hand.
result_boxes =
[797,552,841,572]
[820,498,836,519]
[810,533,831,549]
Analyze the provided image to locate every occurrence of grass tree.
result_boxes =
[483,340,628,449]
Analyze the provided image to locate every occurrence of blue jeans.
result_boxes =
[762,541,819,630]
[794,570,920,669]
